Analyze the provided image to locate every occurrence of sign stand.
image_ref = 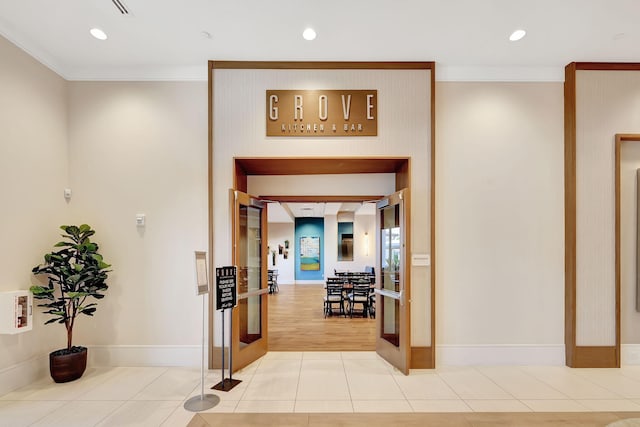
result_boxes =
[212,266,242,392]
[184,252,220,412]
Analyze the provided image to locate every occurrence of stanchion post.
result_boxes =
[220,308,225,386]
[183,284,219,412]
[229,306,233,383]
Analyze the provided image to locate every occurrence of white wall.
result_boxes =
[0,35,69,393]
[267,222,295,284]
[268,210,375,285]
[66,81,209,366]
[324,213,376,278]
[436,82,565,364]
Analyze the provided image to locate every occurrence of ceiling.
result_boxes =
[268,202,376,223]
[1,1,639,81]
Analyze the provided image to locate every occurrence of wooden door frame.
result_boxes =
[209,61,436,370]
[229,156,431,370]
[614,134,640,367]
[564,63,640,367]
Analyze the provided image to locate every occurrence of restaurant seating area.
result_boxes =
[324,271,376,319]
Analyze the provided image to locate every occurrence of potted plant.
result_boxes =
[30,224,111,383]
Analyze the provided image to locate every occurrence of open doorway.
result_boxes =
[265,199,378,351]
[233,157,411,355]
[228,157,414,373]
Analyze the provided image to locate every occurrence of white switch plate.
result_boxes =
[136,214,145,227]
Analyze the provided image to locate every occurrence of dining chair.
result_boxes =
[324,278,346,317]
[348,281,370,318]
[267,269,279,294]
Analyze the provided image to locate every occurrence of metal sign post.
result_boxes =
[212,266,242,392]
[184,252,220,412]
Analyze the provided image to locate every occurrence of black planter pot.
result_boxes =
[49,346,87,383]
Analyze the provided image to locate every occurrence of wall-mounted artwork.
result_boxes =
[337,221,354,261]
[300,236,320,270]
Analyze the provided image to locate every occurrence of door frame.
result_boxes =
[213,156,435,371]
[209,61,435,370]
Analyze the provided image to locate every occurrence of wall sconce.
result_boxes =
[364,232,369,257]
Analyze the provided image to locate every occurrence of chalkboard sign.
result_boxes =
[216,266,237,310]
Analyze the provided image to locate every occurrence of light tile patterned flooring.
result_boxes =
[2,351,640,426]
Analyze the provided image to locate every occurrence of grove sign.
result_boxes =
[266,90,377,137]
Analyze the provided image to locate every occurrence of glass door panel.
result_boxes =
[380,204,401,347]
[238,205,262,347]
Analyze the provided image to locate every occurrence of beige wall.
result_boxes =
[1,30,606,372]
[436,82,565,360]
[575,71,640,347]
[66,81,209,362]
[620,142,640,344]
[0,35,69,392]
[213,68,432,348]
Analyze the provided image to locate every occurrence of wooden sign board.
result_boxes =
[266,90,377,137]
[215,266,237,310]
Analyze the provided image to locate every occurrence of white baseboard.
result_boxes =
[437,344,566,366]
[87,345,201,367]
[622,344,640,365]
[0,354,48,396]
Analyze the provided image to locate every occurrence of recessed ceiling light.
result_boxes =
[90,28,107,41]
[509,29,526,42]
[302,28,317,41]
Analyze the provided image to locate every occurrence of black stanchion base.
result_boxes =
[212,378,242,392]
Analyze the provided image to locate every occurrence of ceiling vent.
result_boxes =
[111,0,129,14]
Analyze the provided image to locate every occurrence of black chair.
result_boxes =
[324,278,346,317]
[368,290,376,318]
[348,281,370,318]
[267,269,279,294]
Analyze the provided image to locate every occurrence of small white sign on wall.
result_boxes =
[412,254,430,267]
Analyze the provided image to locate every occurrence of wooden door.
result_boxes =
[375,189,410,374]
[231,190,268,371]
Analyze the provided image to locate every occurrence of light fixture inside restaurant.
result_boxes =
[509,29,526,42]
[302,27,317,41]
[90,28,108,40]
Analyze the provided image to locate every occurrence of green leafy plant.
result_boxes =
[30,224,111,352]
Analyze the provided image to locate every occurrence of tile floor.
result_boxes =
[2,351,640,426]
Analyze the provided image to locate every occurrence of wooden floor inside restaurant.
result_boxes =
[190,412,640,427]
[268,283,375,351]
